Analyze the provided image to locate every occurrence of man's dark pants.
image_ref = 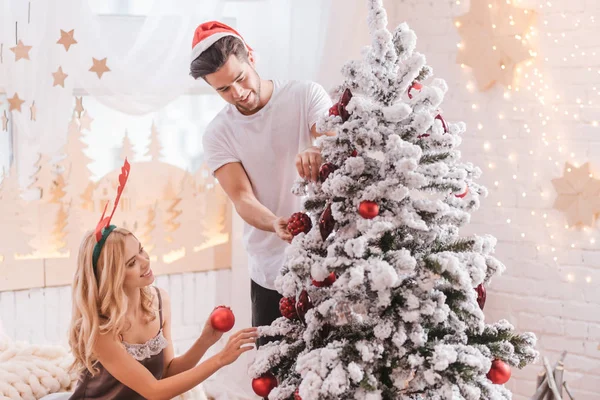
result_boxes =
[251,279,283,347]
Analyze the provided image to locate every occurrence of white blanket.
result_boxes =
[0,335,207,400]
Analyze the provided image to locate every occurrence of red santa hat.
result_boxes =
[191,21,252,62]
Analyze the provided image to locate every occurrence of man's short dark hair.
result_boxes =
[190,36,249,80]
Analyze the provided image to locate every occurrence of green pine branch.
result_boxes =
[431,238,477,253]
[421,182,461,192]
[420,152,452,164]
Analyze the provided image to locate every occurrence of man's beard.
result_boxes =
[236,72,261,113]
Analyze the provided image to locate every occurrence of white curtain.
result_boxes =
[0,0,336,399]
[0,0,339,183]
[0,0,225,187]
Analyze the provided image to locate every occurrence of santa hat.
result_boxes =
[191,21,252,62]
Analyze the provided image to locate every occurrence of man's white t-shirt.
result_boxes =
[203,80,333,290]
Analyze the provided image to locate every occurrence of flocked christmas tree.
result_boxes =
[249,2,538,400]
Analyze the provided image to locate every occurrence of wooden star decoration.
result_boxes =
[551,162,600,227]
[454,0,536,91]
[79,111,93,131]
[89,57,110,79]
[30,101,37,121]
[57,29,77,51]
[52,66,68,87]
[74,97,84,118]
[9,40,32,62]
[1,111,8,131]
[8,93,25,112]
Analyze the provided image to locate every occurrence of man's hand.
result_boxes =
[273,217,293,243]
[295,146,322,182]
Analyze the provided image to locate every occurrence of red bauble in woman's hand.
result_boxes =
[209,306,235,332]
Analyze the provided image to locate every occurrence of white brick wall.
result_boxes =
[387,1,600,399]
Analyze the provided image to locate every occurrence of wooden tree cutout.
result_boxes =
[0,166,33,258]
[146,122,163,162]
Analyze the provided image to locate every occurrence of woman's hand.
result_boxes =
[216,328,258,367]
[200,314,225,347]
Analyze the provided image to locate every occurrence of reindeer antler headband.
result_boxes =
[92,158,131,274]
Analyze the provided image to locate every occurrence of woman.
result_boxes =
[61,226,257,400]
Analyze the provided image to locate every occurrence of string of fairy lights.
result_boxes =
[451,0,598,284]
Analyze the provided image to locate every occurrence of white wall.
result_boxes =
[382,1,600,399]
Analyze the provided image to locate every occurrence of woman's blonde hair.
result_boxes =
[68,227,156,375]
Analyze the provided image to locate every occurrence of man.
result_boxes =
[189,21,333,345]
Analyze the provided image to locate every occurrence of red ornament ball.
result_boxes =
[455,185,469,198]
[287,212,312,236]
[435,113,448,133]
[279,296,298,319]
[319,163,337,182]
[312,272,336,288]
[358,201,379,219]
[487,359,511,385]
[328,103,340,117]
[252,373,278,397]
[475,283,486,310]
[209,306,235,332]
[294,389,302,400]
[408,81,423,99]
[350,149,358,157]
